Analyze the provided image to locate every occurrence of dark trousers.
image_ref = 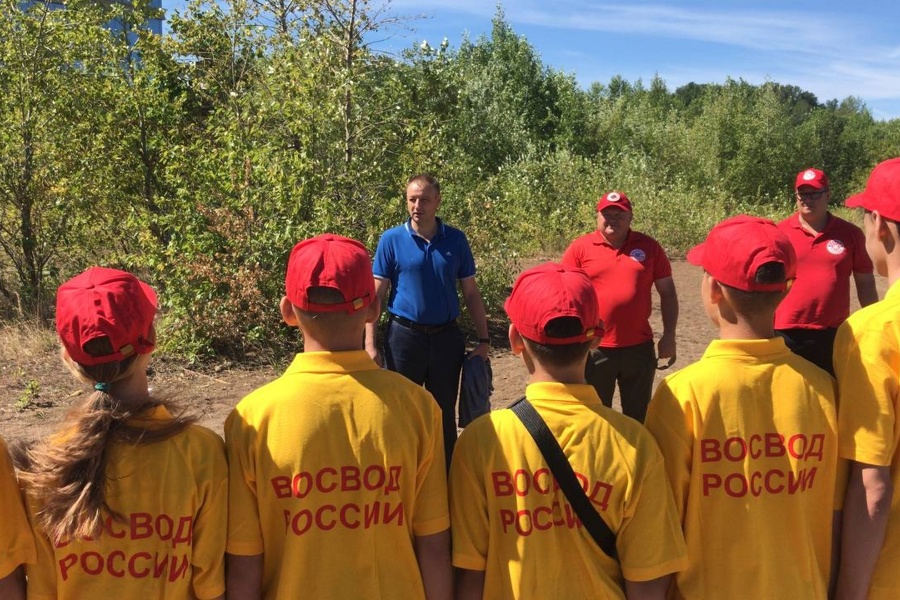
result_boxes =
[584,341,657,423]
[384,319,465,469]
[775,327,837,376]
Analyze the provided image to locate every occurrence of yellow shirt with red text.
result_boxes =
[450,382,687,599]
[646,337,841,600]
[225,351,449,600]
[24,406,228,600]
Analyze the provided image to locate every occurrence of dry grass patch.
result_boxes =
[0,320,58,363]
[0,321,60,413]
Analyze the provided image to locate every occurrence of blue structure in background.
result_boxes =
[110,0,163,38]
[148,0,162,36]
[19,0,163,37]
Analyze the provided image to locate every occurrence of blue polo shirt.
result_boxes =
[373,219,476,325]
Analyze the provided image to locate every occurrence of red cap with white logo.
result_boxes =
[596,191,633,212]
[795,168,829,190]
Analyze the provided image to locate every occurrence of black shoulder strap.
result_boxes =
[510,397,618,560]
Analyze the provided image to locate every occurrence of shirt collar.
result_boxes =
[404,217,445,240]
[701,337,790,361]
[524,381,602,406]
[592,228,632,249]
[789,212,834,235]
[50,404,174,443]
[285,350,381,375]
[886,279,900,300]
[127,404,174,425]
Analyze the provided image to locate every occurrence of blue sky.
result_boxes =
[161,0,900,121]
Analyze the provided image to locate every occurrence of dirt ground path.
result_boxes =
[1,260,888,443]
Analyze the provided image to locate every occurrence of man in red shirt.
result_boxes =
[562,191,678,422]
[775,168,878,375]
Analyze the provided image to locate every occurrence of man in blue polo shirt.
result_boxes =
[366,174,490,466]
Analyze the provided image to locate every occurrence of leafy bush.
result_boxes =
[0,2,896,359]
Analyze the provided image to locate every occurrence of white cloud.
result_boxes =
[392,0,900,119]
[342,0,900,119]
[823,61,900,100]
[392,1,849,51]
[517,4,843,54]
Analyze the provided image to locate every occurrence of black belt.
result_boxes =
[389,314,456,334]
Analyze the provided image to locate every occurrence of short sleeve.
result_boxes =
[834,321,899,466]
[224,409,264,555]
[23,517,57,600]
[645,380,694,518]
[834,457,849,510]
[652,240,673,281]
[411,401,451,536]
[457,231,476,280]
[372,232,394,280]
[560,239,582,268]
[448,428,490,571]
[0,438,35,579]
[190,433,228,599]
[616,444,688,582]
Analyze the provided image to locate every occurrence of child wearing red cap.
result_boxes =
[17,267,228,599]
[449,262,686,599]
[224,234,451,600]
[833,157,900,600]
[0,436,35,600]
[645,215,843,599]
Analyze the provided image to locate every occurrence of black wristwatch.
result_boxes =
[478,338,491,346]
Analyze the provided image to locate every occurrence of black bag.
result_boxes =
[510,397,618,559]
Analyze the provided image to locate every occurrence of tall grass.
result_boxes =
[0,321,58,363]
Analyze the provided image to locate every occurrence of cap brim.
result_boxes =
[796,181,827,191]
[139,280,158,309]
[597,203,632,213]
[686,243,705,267]
[844,192,868,209]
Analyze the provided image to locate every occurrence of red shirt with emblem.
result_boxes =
[774,213,873,330]
[562,229,672,348]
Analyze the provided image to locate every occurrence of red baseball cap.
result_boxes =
[56,267,158,366]
[596,191,633,212]
[795,168,829,190]
[286,234,374,313]
[687,215,796,292]
[504,262,602,345]
[845,158,900,222]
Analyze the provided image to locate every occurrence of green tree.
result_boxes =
[0,0,119,317]
[450,8,560,173]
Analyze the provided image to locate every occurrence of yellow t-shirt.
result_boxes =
[834,281,900,599]
[449,382,687,599]
[225,351,449,599]
[24,406,228,600]
[646,337,841,600]
[0,436,35,579]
